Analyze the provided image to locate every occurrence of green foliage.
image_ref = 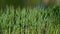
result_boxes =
[0,6,60,34]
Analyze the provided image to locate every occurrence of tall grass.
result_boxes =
[0,6,60,34]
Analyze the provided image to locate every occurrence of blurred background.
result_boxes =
[0,0,60,9]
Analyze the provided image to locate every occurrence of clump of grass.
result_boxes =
[0,6,60,34]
